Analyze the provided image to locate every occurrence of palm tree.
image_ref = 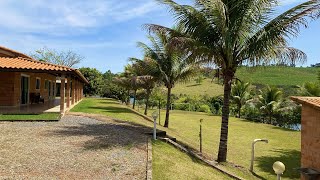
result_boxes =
[256,86,282,124]
[300,82,320,96]
[124,65,140,109]
[231,81,251,118]
[136,32,199,127]
[112,76,131,105]
[146,0,319,162]
[130,59,159,115]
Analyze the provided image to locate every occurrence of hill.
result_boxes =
[172,66,318,96]
[236,66,318,86]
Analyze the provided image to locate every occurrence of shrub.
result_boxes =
[198,104,211,113]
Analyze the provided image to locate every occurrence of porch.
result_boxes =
[0,98,71,114]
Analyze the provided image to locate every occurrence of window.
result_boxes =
[45,80,48,89]
[36,78,41,90]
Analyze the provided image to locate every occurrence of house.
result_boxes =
[0,46,88,114]
[291,97,320,180]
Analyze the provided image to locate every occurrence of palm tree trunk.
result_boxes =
[144,90,150,115]
[133,89,137,109]
[217,74,232,162]
[126,89,130,105]
[164,87,172,128]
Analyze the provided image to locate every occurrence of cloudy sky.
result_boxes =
[0,0,319,73]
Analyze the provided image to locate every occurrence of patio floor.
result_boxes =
[0,98,70,114]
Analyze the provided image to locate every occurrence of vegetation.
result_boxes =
[30,47,83,67]
[143,0,319,162]
[236,66,318,86]
[79,67,104,96]
[152,140,229,180]
[133,32,200,127]
[71,98,301,180]
[0,113,60,120]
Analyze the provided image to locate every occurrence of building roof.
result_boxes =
[0,47,88,84]
[291,96,320,110]
[0,46,32,59]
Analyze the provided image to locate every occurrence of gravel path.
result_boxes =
[0,115,148,179]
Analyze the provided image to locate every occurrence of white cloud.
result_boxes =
[0,0,161,36]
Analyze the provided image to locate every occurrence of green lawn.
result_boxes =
[0,113,60,120]
[153,140,229,180]
[172,78,223,96]
[71,98,301,180]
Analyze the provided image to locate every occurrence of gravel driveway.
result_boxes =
[0,115,149,179]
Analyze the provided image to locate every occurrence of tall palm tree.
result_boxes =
[146,0,319,162]
[257,86,282,124]
[136,32,199,127]
[231,81,251,118]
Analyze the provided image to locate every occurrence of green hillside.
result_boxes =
[172,67,318,96]
[172,78,224,96]
[236,66,318,86]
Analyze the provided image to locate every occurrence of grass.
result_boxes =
[71,98,301,180]
[152,140,229,180]
[236,66,317,86]
[172,78,224,96]
[0,113,60,120]
[172,66,317,97]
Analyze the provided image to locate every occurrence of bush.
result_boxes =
[198,104,211,113]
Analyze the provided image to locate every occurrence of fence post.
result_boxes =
[199,119,203,154]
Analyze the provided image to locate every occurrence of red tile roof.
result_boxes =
[291,96,320,110]
[0,57,88,84]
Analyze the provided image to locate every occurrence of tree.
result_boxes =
[113,76,131,105]
[31,47,83,68]
[231,81,251,118]
[136,32,199,127]
[130,59,158,115]
[146,0,319,162]
[300,82,320,96]
[256,86,282,124]
[79,67,103,96]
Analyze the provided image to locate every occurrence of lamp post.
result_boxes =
[250,139,269,172]
[273,161,285,180]
[152,111,159,140]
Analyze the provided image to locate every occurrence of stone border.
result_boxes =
[146,138,152,180]
[160,138,245,180]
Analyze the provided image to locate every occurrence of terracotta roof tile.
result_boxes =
[0,57,88,84]
[291,96,320,110]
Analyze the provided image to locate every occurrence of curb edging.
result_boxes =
[146,138,152,180]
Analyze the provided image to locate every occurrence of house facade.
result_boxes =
[0,46,88,113]
[291,97,320,180]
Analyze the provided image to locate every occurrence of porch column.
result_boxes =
[60,74,65,113]
[71,78,75,105]
[75,79,78,102]
[66,76,70,109]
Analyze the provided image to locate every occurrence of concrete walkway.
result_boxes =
[0,115,148,179]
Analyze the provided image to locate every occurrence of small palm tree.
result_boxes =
[231,81,251,118]
[147,0,319,162]
[112,76,131,105]
[136,32,199,127]
[300,82,320,96]
[131,59,159,115]
[257,86,282,124]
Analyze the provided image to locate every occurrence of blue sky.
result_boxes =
[0,0,319,73]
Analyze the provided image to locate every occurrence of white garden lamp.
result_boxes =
[273,161,285,180]
[250,139,268,172]
[152,111,159,140]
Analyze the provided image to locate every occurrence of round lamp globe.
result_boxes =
[273,161,285,174]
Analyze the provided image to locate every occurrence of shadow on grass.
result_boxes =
[47,120,153,151]
[186,84,201,87]
[88,106,153,122]
[255,149,300,179]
